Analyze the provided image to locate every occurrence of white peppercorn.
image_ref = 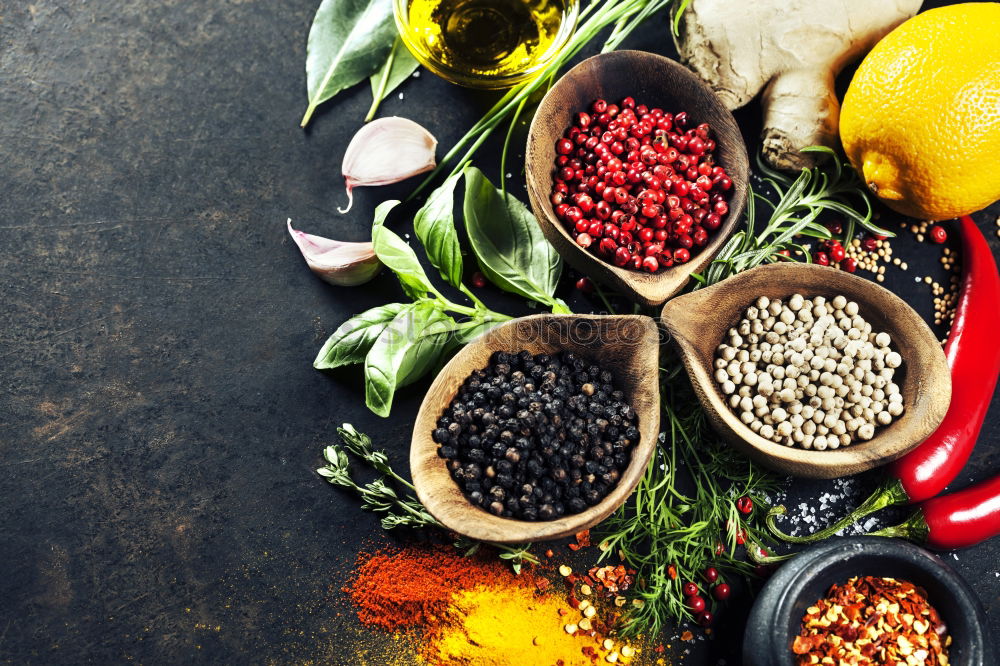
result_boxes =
[713,292,906,451]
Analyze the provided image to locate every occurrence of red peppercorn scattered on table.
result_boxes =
[930,224,947,243]
[550,97,734,273]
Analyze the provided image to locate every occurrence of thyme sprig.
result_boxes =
[317,424,538,571]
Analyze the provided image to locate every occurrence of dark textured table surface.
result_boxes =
[2,1,998,663]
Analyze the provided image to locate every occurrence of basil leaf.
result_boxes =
[371,200,435,299]
[313,302,408,369]
[413,172,463,289]
[364,302,457,416]
[462,166,563,306]
[455,318,503,345]
[366,36,420,121]
[429,317,504,376]
[301,0,397,128]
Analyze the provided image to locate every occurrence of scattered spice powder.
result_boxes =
[345,544,657,665]
[427,584,604,665]
[792,576,951,665]
[345,544,531,631]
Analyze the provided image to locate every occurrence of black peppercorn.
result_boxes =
[434,349,638,521]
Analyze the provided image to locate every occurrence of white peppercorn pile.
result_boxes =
[713,294,905,451]
[433,350,639,520]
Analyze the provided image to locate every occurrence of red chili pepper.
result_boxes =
[768,217,1000,543]
[889,217,1000,502]
[872,475,1000,550]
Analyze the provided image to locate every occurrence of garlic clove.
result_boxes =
[339,116,437,213]
[287,219,383,286]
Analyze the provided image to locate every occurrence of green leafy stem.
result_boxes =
[412,0,684,197]
[695,147,892,287]
[315,166,568,417]
[318,424,539,572]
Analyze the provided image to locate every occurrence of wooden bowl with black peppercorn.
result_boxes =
[525,50,750,307]
[410,314,661,543]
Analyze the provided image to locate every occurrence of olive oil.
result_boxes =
[401,0,573,86]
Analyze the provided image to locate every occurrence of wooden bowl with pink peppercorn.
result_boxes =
[525,50,750,306]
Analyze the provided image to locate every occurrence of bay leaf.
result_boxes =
[366,36,420,121]
[301,0,397,128]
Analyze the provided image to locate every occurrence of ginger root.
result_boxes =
[672,0,921,170]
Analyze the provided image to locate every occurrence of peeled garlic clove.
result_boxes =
[287,219,382,286]
[339,116,437,213]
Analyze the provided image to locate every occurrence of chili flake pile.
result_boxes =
[792,576,950,666]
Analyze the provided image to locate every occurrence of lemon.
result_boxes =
[840,3,1000,220]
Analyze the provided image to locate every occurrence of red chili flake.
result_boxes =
[792,576,951,666]
[680,630,694,641]
[667,565,678,580]
[535,578,551,592]
[575,530,591,547]
[568,543,581,551]
[545,549,554,559]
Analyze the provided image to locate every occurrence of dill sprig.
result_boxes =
[598,361,783,635]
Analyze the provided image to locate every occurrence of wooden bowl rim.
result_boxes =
[410,313,661,543]
[525,49,750,306]
[661,262,952,477]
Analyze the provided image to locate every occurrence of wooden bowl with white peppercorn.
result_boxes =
[661,262,952,478]
[410,314,661,543]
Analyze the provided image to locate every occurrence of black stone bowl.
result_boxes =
[744,537,989,666]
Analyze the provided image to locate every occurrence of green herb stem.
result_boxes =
[500,96,528,197]
[366,36,400,122]
[413,0,674,197]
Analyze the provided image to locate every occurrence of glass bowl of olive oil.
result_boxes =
[394,0,579,89]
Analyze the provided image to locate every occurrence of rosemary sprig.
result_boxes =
[317,424,538,571]
[697,147,891,287]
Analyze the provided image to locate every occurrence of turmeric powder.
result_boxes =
[426,584,606,665]
[345,545,653,665]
